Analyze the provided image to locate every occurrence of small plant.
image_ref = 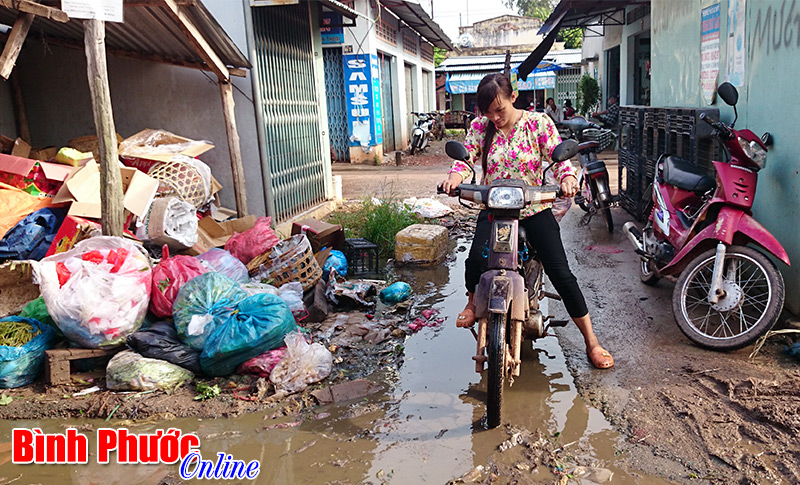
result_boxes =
[577,74,600,115]
[194,382,221,401]
[328,198,422,258]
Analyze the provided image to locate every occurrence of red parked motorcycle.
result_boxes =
[623,82,789,350]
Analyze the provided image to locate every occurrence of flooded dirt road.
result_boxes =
[0,239,667,484]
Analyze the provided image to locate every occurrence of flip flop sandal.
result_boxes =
[588,346,614,369]
[456,308,476,328]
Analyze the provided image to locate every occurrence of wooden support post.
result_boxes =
[9,72,30,143]
[84,19,124,236]
[220,81,248,217]
[0,13,34,80]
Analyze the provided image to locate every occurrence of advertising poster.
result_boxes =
[727,0,747,86]
[321,12,344,44]
[700,3,721,105]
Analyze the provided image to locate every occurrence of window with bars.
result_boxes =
[420,42,433,63]
[376,14,397,45]
[402,34,417,55]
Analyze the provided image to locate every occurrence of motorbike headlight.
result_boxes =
[738,137,768,169]
[487,186,525,209]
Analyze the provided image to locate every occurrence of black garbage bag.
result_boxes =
[126,321,202,375]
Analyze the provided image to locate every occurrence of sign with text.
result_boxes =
[62,0,123,23]
[343,54,382,148]
[726,0,746,87]
[700,3,721,105]
[321,12,344,44]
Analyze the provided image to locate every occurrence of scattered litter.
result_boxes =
[402,197,453,218]
[73,386,101,397]
[379,282,412,304]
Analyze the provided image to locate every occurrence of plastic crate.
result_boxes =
[618,106,645,154]
[344,238,379,275]
[582,128,616,152]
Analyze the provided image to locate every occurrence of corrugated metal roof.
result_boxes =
[382,0,453,50]
[0,1,250,75]
[437,49,580,72]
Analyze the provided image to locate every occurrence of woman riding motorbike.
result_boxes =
[438,73,613,369]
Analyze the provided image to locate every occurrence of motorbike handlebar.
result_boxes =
[699,112,733,139]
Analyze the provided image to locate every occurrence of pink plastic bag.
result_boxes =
[224,216,280,264]
[236,347,287,378]
[150,245,208,318]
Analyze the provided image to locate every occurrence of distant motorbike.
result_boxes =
[410,112,435,154]
[560,117,616,232]
[622,82,788,350]
[438,139,580,428]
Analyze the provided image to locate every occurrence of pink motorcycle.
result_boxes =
[623,82,789,350]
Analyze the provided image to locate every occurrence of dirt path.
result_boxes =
[337,137,800,484]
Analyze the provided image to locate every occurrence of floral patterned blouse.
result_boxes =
[448,110,576,218]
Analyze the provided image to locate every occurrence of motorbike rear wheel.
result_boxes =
[486,313,506,428]
[672,245,784,350]
[589,178,614,233]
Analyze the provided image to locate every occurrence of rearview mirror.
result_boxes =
[445,141,470,161]
[718,82,738,106]
[551,139,580,163]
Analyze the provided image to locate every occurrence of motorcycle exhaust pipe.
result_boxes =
[622,222,645,254]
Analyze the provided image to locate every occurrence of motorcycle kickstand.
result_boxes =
[579,209,595,226]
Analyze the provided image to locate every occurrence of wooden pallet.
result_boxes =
[44,348,121,386]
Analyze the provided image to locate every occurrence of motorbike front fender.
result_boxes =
[660,206,790,275]
[474,270,527,321]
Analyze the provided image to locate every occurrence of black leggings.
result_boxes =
[465,208,589,318]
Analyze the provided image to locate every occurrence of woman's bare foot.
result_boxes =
[587,345,614,369]
[456,303,476,328]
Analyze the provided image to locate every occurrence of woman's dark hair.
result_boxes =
[476,73,514,175]
[546,97,554,104]
[564,99,572,107]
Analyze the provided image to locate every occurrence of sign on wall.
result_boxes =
[62,0,123,22]
[700,3,721,105]
[321,12,344,44]
[343,54,382,149]
[726,0,746,87]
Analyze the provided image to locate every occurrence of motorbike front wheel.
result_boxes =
[410,134,420,155]
[672,245,784,350]
[486,313,506,428]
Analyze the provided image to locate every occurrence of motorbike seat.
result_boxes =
[584,160,607,176]
[662,156,716,194]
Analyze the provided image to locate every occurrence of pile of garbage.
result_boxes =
[0,129,422,400]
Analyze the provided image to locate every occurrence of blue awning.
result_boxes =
[446,70,558,94]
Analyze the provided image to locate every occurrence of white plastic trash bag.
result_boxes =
[270,332,332,395]
[33,236,152,348]
[402,197,453,218]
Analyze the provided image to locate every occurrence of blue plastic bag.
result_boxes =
[196,248,249,283]
[173,272,247,350]
[200,293,298,377]
[379,282,412,304]
[0,317,56,388]
[0,208,66,262]
[322,250,348,281]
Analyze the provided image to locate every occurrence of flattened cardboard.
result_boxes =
[0,154,75,182]
[30,147,58,161]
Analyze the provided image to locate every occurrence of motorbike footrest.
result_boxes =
[540,290,562,301]
[547,319,569,328]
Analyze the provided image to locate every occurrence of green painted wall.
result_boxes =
[652,0,800,313]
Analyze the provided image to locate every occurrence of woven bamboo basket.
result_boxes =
[147,160,207,208]
[247,234,321,290]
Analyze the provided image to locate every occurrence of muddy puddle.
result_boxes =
[0,239,670,484]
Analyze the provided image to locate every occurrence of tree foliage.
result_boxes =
[577,74,600,115]
[434,47,446,68]
[503,0,583,48]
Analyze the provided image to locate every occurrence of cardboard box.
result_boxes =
[183,215,257,256]
[0,261,39,317]
[51,159,160,219]
[119,129,214,173]
[0,135,14,154]
[291,218,345,253]
[29,147,58,161]
[11,138,31,158]
[44,215,102,257]
[0,153,75,195]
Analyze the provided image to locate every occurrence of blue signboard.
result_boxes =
[343,54,381,148]
[321,12,343,44]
